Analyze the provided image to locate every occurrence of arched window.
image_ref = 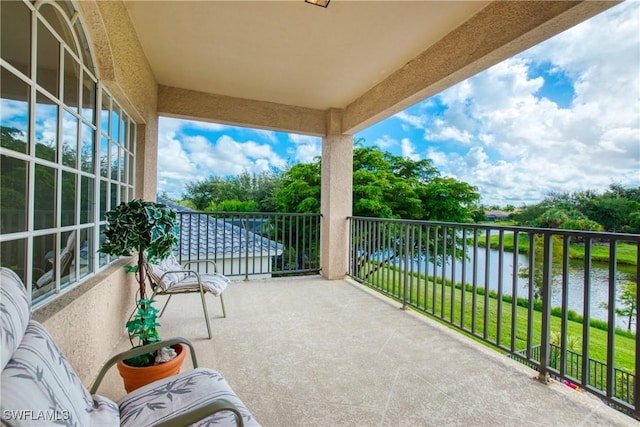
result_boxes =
[0,0,135,307]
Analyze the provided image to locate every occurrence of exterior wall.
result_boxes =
[31,0,159,387]
[33,260,136,386]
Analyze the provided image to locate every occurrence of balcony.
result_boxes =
[96,275,632,425]
[88,211,639,424]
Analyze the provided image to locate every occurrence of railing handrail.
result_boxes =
[349,216,640,241]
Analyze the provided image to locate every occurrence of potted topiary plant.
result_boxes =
[98,198,185,392]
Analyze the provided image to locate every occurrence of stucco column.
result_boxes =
[320,109,352,279]
[135,117,159,201]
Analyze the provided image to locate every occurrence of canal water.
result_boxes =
[399,247,637,331]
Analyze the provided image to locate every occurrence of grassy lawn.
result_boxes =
[479,232,638,266]
[362,264,636,373]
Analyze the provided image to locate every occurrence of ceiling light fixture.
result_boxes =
[305,0,330,8]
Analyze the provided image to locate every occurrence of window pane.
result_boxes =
[0,0,31,77]
[63,49,79,111]
[119,146,125,181]
[99,225,108,267]
[121,115,128,150]
[62,109,77,168]
[99,179,107,221]
[35,91,58,162]
[100,135,108,177]
[121,151,128,183]
[129,153,135,185]
[80,176,94,224]
[79,227,93,279]
[110,182,118,210]
[61,170,76,226]
[0,239,27,284]
[75,19,94,74]
[33,233,55,301]
[111,104,119,140]
[82,73,95,123]
[38,4,75,55]
[0,155,28,233]
[128,120,135,152]
[36,19,59,97]
[100,90,109,135]
[110,143,118,180]
[0,68,29,154]
[80,122,94,173]
[34,164,56,230]
[60,230,77,289]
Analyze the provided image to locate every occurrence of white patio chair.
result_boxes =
[145,254,229,339]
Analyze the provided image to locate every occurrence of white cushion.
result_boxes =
[164,273,230,296]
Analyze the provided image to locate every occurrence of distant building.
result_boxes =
[484,210,512,222]
[158,197,283,279]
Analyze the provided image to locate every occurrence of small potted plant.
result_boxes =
[98,198,184,392]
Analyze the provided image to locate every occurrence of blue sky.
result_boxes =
[158,1,640,207]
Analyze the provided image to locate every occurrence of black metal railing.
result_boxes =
[512,343,635,404]
[175,212,320,279]
[349,216,640,416]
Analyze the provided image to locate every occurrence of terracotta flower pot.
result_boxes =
[117,343,187,393]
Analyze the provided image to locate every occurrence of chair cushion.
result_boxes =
[118,368,260,427]
[1,321,120,426]
[164,273,230,297]
[0,268,31,371]
[147,254,188,289]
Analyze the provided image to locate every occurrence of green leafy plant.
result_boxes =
[98,199,179,366]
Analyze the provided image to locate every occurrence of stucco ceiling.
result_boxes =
[123,1,616,134]
[124,1,489,111]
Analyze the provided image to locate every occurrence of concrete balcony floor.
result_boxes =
[98,275,636,426]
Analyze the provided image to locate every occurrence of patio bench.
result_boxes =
[0,267,260,427]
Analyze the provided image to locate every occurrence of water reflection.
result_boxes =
[400,246,636,331]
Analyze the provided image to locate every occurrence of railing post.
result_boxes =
[634,240,640,418]
[244,215,250,281]
[402,223,410,310]
[538,233,552,384]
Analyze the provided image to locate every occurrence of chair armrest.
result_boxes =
[158,269,201,283]
[89,337,198,394]
[153,399,244,427]
[183,259,219,273]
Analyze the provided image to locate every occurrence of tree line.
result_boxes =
[175,138,639,234]
[512,186,640,234]
[176,140,483,223]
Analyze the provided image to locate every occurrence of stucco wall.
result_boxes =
[33,261,136,386]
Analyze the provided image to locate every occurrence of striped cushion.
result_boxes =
[0,268,30,371]
[163,273,230,297]
[118,368,260,427]
[147,254,187,289]
[1,321,120,426]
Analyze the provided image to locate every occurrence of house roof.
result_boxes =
[158,197,284,258]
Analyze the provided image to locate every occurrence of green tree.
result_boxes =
[276,161,321,213]
[276,144,480,221]
[184,170,281,212]
[605,281,638,332]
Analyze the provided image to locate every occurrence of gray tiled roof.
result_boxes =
[158,197,283,257]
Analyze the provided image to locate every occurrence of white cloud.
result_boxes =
[424,2,640,205]
[157,118,287,198]
[400,138,420,161]
[394,111,426,129]
[287,133,321,163]
[373,135,397,149]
